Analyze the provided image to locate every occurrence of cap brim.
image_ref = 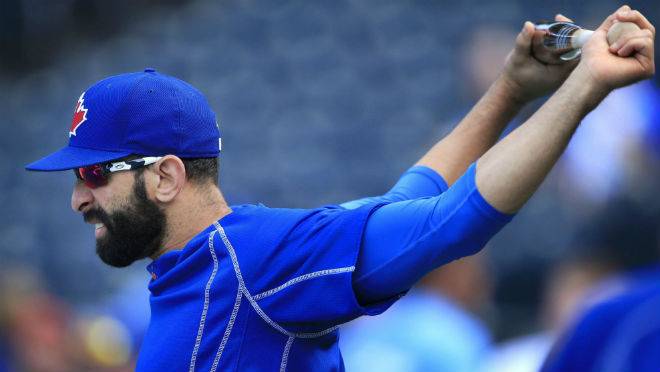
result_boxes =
[25,146,133,171]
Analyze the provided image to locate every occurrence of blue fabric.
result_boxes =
[26,69,220,171]
[353,164,513,303]
[0,343,11,372]
[340,166,448,209]
[138,203,384,371]
[136,164,513,371]
[542,267,660,372]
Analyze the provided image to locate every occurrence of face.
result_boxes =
[72,169,166,267]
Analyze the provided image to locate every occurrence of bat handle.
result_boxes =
[571,29,594,48]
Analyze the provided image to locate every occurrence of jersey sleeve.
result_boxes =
[340,165,448,210]
[353,163,514,304]
[225,203,388,335]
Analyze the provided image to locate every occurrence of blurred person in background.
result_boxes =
[541,200,660,372]
[487,199,660,372]
[0,266,81,372]
[482,261,608,372]
[0,266,140,371]
[340,252,493,372]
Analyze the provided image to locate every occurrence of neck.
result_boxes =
[153,184,232,259]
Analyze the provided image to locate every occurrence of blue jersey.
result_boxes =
[136,164,511,371]
[138,203,391,371]
[542,267,660,372]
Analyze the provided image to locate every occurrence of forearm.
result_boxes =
[416,76,525,185]
[476,66,607,213]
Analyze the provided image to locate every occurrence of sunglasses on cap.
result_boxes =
[74,156,163,189]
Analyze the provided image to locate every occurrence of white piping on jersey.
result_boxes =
[253,266,355,301]
[189,230,220,372]
[280,336,294,372]
[213,222,343,339]
[211,286,243,372]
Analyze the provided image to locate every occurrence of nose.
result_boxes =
[71,181,94,213]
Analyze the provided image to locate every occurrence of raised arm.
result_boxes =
[416,15,579,185]
[476,7,655,213]
[353,7,654,305]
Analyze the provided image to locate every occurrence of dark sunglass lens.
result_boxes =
[79,164,108,188]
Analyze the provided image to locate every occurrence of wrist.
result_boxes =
[493,74,531,108]
[563,64,610,112]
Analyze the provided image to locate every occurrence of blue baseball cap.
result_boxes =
[26,68,221,171]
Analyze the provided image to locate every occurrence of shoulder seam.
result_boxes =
[253,266,355,301]
[213,222,340,339]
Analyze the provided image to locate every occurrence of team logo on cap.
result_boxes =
[69,92,89,137]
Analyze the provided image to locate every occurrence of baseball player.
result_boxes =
[540,202,660,372]
[541,268,660,372]
[25,6,654,371]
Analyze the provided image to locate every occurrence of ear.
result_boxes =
[149,155,186,203]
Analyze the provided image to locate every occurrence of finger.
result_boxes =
[615,9,656,37]
[610,29,654,52]
[529,23,566,65]
[555,14,573,23]
[597,5,631,32]
[616,35,654,58]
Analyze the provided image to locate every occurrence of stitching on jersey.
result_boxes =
[210,285,242,372]
[189,230,220,372]
[280,336,294,372]
[253,266,355,301]
[213,222,341,339]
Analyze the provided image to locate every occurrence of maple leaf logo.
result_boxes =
[69,92,89,137]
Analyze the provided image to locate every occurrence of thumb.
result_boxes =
[513,21,534,56]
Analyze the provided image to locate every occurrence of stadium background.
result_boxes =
[0,0,658,370]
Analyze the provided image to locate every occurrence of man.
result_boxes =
[541,268,660,372]
[25,6,654,371]
[541,201,660,372]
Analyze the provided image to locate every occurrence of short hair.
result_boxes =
[181,157,219,185]
[572,198,659,270]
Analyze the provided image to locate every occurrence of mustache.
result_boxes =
[83,208,110,226]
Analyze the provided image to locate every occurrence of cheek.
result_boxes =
[93,176,136,210]
[90,190,113,212]
[92,190,131,217]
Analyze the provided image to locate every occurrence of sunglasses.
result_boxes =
[74,156,163,189]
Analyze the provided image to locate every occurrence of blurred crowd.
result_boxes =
[1,0,659,370]
[0,266,140,371]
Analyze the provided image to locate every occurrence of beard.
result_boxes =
[83,173,166,268]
